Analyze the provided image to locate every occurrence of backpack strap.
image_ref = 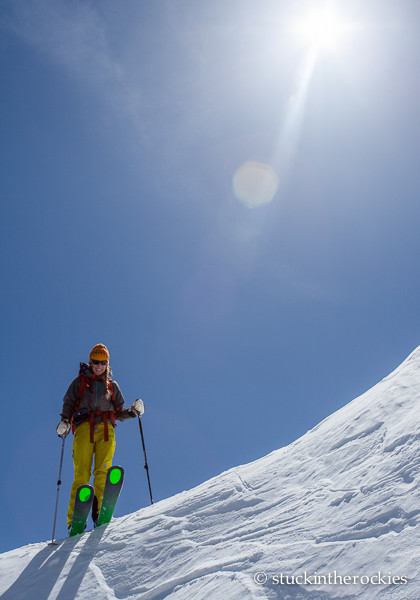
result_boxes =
[108,379,115,405]
[70,375,89,434]
[102,379,117,441]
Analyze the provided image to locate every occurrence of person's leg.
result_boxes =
[67,423,94,528]
[92,423,116,517]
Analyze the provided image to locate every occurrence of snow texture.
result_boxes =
[1,347,420,599]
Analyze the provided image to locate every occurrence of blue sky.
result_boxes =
[1,0,419,552]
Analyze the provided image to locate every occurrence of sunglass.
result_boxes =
[91,359,108,365]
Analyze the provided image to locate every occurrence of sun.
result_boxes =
[295,6,345,50]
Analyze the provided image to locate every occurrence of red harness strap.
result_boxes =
[103,412,109,442]
[89,411,95,444]
[89,410,118,443]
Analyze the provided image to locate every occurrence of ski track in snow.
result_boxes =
[1,347,420,599]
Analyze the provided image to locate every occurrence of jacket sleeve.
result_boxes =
[113,380,136,422]
[60,378,81,421]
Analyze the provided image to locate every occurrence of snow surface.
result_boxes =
[1,347,420,600]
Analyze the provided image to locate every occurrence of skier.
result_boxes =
[56,343,144,530]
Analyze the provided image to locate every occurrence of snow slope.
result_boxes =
[1,347,420,600]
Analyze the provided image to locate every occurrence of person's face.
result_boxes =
[91,360,107,376]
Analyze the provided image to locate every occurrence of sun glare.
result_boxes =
[296,6,345,49]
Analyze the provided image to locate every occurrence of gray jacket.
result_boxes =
[61,363,135,425]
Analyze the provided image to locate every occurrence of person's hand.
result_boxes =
[131,399,145,417]
[56,419,71,438]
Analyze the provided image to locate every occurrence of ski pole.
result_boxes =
[49,434,66,546]
[138,416,154,505]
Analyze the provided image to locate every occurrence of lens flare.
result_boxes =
[233,162,279,208]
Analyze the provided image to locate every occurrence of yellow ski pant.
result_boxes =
[67,421,116,527]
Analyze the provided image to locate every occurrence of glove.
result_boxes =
[56,419,71,438]
[131,399,145,417]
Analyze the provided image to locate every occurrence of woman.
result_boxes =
[56,343,144,529]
